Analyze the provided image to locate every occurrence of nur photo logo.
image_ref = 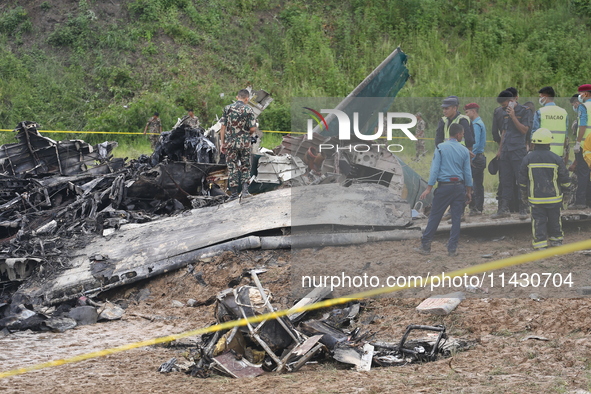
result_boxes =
[303,107,418,153]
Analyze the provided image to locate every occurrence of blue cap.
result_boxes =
[441,96,459,108]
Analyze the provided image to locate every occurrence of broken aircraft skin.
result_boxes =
[157,272,474,379]
[0,121,123,177]
[0,122,130,297]
[10,182,411,309]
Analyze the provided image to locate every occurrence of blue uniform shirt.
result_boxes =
[578,101,588,127]
[472,116,486,155]
[428,138,473,187]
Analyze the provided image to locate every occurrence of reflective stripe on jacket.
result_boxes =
[519,148,571,204]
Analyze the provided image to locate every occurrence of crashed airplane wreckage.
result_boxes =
[8,182,415,307]
[0,87,273,288]
[0,50,429,309]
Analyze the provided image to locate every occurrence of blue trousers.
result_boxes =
[469,153,486,212]
[421,183,466,252]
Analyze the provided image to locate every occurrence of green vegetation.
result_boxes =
[0,0,590,152]
[0,6,31,37]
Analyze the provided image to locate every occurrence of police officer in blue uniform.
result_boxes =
[416,123,473,256]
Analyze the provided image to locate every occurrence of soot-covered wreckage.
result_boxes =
[0,48,481,377]
[0,87,273,304]
[0,49,428,313]
[156,271,473,378]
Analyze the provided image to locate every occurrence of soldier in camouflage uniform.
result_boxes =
[143,112,162,150]
[220,89,257,199]
[180,109,200,129]
[414,112,426,160]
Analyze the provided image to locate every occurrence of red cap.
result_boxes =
[464,102,479,110]
[578,84,591,92]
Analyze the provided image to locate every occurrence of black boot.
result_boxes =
[491,199,510,219]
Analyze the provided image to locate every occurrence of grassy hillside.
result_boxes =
[1,0,591,150]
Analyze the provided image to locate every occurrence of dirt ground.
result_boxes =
[1,221,591,393]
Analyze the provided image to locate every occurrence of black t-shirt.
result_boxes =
[501,103,531,152]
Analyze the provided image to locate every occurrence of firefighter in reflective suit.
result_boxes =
[519,128,571,249]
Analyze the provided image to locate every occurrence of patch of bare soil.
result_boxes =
[1,223,591,393]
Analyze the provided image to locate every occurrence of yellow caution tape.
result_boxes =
[2,129,498,142]
[262,130,304,134]
[1,239,590,379]
[0,129,159,135]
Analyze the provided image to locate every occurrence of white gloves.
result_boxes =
[574,141,581,153]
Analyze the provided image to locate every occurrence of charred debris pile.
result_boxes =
[0,112,245,330]
[157,270,473,378]
[0,121,222,279]
[0,88,276,303]
[0,123,421,301]
[0,119,230,306]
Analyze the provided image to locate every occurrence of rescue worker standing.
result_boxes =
[416,123,472,257]
[505,88,533,211]
[491,91,512,212]
[491,90,531,220]
[143,112,162,150]
[519,128,570,249]
[220,89,257,199]
[435,96,475,150]
[532,86,569,164]
[570,84,591,209]
[464,103,486,215]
